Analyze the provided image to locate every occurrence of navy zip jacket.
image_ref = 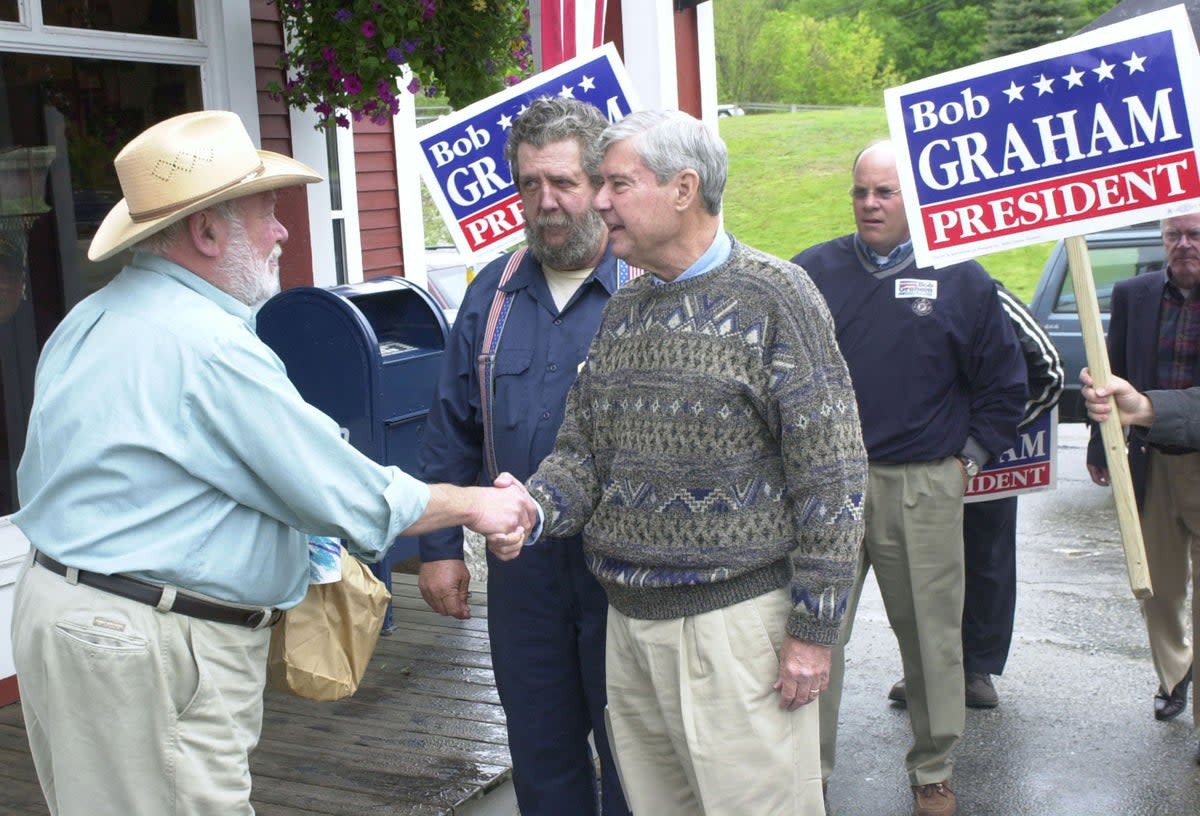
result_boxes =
[793,235,1026,465]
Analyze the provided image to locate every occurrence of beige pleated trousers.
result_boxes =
[603,587,825,816]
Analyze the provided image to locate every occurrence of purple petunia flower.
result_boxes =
[335,113,350,129]
[422,0,436,20]
[407,77,421,95]
[334,8,351,22]
[315,101,333,116]
[342,74,362,95]
[386,47,405,64]
[320,46,336,62]
[400,39,418,55]
[361,20,376,38]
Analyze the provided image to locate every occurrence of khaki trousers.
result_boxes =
[604,589,824,815]
[1139,450,1200,729]
[12,555,271,816]
[820,458,965,786]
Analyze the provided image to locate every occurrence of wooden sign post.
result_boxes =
[1065,236,1152,599]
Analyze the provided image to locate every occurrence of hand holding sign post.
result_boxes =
[883,3,1200,598]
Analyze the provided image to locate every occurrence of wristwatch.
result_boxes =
[957,455,980,478]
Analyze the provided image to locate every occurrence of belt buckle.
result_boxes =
[247,607,284,630]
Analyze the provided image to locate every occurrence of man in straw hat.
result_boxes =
[9,110,537,816]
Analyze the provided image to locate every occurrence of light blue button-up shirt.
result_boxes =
[14,252,429,608]
[650,229,732,284]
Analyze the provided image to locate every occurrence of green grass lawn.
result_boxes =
[719,108,1052,302]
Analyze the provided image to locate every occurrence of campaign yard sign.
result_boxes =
[964,409,1057,503]
[416,43,637,258]
[884,4,1200,268]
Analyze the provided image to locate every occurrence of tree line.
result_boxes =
[715,0,1119,106]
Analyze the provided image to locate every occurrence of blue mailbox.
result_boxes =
[257,276,449,631]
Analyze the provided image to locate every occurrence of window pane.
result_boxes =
[325,126,343,210]
[42,0,197,38]
[332,220,348,286]
[0,0,18,22]
[1053,243,1166,315]
[0,53,201,513]
[3,52,202,301]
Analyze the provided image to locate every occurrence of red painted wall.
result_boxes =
[251,0,316,289]
[353,121,406,280]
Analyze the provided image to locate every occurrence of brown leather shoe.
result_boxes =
[965,672,999,708]
[912,781,956,816]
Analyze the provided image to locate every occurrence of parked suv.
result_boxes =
[1028,223,1164,422]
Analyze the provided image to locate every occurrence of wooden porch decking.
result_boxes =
[0,573,515,815]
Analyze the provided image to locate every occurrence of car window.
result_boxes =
[1052,244,1164,314]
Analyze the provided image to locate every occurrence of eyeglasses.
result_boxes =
[1163,228,1200,244]
[850,186,902,201]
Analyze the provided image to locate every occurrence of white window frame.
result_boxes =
[0,1,256,134]
[289,107,361,288]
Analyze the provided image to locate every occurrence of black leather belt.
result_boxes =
[34,551,283,630]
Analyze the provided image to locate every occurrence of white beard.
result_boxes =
[219,218,281,308]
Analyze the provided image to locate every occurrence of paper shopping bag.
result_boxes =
[267,545,390,701]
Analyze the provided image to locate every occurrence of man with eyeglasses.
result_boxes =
[1084,211,1200,764]
[792,140,1026,816]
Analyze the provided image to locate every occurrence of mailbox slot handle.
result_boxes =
[384,409,427,428]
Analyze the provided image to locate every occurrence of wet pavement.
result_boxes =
[825,422,1200,816]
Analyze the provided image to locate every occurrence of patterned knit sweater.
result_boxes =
[527,239,867,645]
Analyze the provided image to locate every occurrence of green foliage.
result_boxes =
[713,0,790,102]
[720,108,1049,301]
[1080,0,1119,19]
[755,13,902,104]
[268,0,532,129]
[717,0,1123,95]
[984,0,1085,59]
[787,0,994,81]
[715,3,901,105]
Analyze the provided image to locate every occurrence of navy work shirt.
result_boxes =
[417,246,623,562]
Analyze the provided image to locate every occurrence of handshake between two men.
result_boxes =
[413,472,536,623]
[411,472,539,555]
[480,472,536,561]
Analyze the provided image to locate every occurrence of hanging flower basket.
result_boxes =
[269,0,533,129]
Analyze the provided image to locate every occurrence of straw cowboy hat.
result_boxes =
[88,110,322,262]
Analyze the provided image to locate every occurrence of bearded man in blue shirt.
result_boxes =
[416,97,631,816]
[10,110,536,816]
